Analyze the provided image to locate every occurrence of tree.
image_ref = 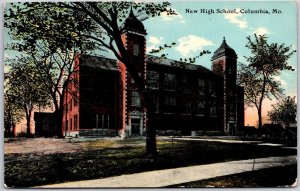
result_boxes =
[4,3,98,137]
[5,57,51,137]
[4,90,23,137]
[238,34,295,130]
[268,96,297,129]
[5,2,176,154]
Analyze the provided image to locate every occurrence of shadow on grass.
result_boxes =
[4,139,297,188]
[166,164,297,188]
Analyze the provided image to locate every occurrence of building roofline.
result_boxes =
[78,54,219,76]
[146,55,214,74]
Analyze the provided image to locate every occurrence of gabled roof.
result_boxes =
[146,55,213,74]
[79,54,119,71]
[79,54,214,74]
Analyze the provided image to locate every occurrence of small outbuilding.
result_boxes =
[262,123,284,138]
[34,112,55,137]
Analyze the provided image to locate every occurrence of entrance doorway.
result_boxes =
[228,122,236,135]
[131,118,141,135]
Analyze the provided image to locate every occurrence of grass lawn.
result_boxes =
[4,137,297,188]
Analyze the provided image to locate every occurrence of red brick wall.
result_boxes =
[62,57,80,135]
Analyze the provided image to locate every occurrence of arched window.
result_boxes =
[197,101,205,115]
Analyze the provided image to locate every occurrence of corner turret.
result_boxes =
[211,37,237,61]
[124,8,147,35]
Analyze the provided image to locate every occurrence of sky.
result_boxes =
[3,1,298,127]
[141,1,297,126]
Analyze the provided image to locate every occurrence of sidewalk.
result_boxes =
[37,155,296,188]
[159,136,262,144]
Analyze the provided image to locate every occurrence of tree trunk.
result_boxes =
[257,106,262,136]
[143,94,158,156]
[257,78,267,134]
[146,113,157,156]
[54,108,63,137]
[145,100,158,155]
[12,123,16,137]
[50,91,64,138]
[5,108,12,137]
[26,110,32,137]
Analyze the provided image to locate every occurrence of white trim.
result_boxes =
[127,31,146,37]
[140,118,143,135]
[128,112,144,135]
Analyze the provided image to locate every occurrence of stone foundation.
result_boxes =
[78,129,118,138]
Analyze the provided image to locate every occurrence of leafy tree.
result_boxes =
[5,57,51,137]
[238,34,295,130]
[4,3,98,137]
[149,44,211,63]
[4,91,23,137]
[268,96,297,129]
[5,2,176,154]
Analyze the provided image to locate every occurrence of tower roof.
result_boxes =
[211,37,237,60]
[124,8,146,34]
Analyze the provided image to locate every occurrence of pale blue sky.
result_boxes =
[143,1,297,97]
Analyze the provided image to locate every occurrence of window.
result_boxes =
[147,71,159,89]
[183,99,192,114]
[208,81,217,97]
[196,101,205,115]
[198,79,205,87]
[70,118,72,130]
[95,114,110,129]
[74,115,78,130]
[210,106,217,116]
[209,81,217,96]
[131,91,141,106]
[208,99,217,116]
[198,79,205,95]
[164,73,176,90]
[153,95,159,112]
[164,96,176,105]
[133,44,139,56]
[66,120,68,131]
